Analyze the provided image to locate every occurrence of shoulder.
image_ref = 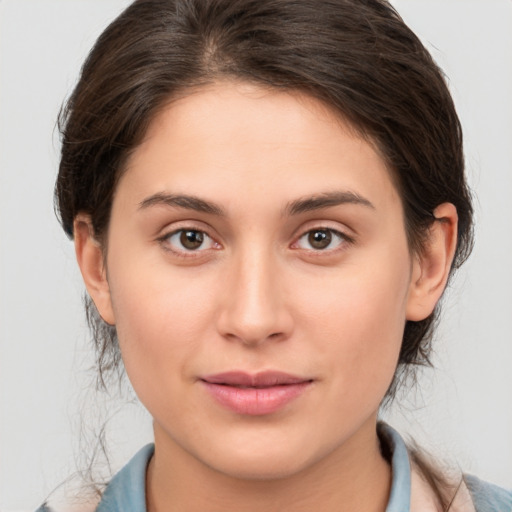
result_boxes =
[35,504,97,512]
[464,474,512,512]
[35,506,51,512]
[34,444,154,512]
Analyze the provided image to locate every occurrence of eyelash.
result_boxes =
[158,226,354,258]
[158,228,220,257]
[292,228,353,253]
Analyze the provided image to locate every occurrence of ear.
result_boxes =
[74,215,116,325]
[406,203,458,321]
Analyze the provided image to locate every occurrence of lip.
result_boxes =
[200,371,313,416]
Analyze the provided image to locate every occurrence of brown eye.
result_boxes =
[164,229,216,253]
[294,228,348,252]
[179,230,205,250]
[307,229,332,249]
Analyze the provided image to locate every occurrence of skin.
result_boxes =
[75,81,457,512]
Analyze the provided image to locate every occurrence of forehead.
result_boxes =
[121,81,401,215]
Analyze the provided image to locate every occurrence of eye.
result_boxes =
[164,229,217,252]
[294,228,348,251]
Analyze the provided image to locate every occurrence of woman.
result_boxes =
[36,0,511,510]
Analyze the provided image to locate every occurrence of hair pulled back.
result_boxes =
[56,0,473,394]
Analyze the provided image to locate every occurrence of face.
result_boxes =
[95,82,422,479]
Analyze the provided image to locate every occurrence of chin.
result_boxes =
[194,427,338,482]
[208,450,315,481]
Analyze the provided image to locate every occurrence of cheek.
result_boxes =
[106,256,219,392]
[293,250,411,398]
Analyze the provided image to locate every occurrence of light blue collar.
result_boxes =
[95,424,411,511]
[96,443,154,512]
[380,423,412,511]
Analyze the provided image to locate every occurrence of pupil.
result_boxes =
[180,230,204,249]
[309,230,331,249]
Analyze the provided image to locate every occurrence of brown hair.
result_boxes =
[57,0,473,392]
[56,0,473,504]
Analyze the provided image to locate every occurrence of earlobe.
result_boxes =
[406,203,458,321]
[74,215,116,325]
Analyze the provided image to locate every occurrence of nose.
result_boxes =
[216,247,293,347]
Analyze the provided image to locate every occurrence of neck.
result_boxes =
[146,418,391,512]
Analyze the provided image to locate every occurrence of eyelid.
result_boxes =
[156,223,222,257]
[290,224,355,252]
[154,220,354,257]
[291,218,355,241]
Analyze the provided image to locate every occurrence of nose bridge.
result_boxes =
[217,242,290,345]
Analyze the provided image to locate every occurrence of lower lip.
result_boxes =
[201,381,312,415]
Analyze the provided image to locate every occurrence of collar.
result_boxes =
[379,423,413,511]
[95,443,154,512]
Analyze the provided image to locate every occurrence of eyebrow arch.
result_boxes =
[285,191,375,216]
[138,193,225,216]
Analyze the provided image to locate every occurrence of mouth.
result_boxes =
[200,371,314,415]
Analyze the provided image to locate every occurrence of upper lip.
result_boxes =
[201,371,312,388]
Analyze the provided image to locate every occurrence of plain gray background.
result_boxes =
[1,0,511,510]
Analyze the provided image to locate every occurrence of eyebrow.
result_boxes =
[285,191,375,216]
[138,190,374,217]
[138,193,225,216]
